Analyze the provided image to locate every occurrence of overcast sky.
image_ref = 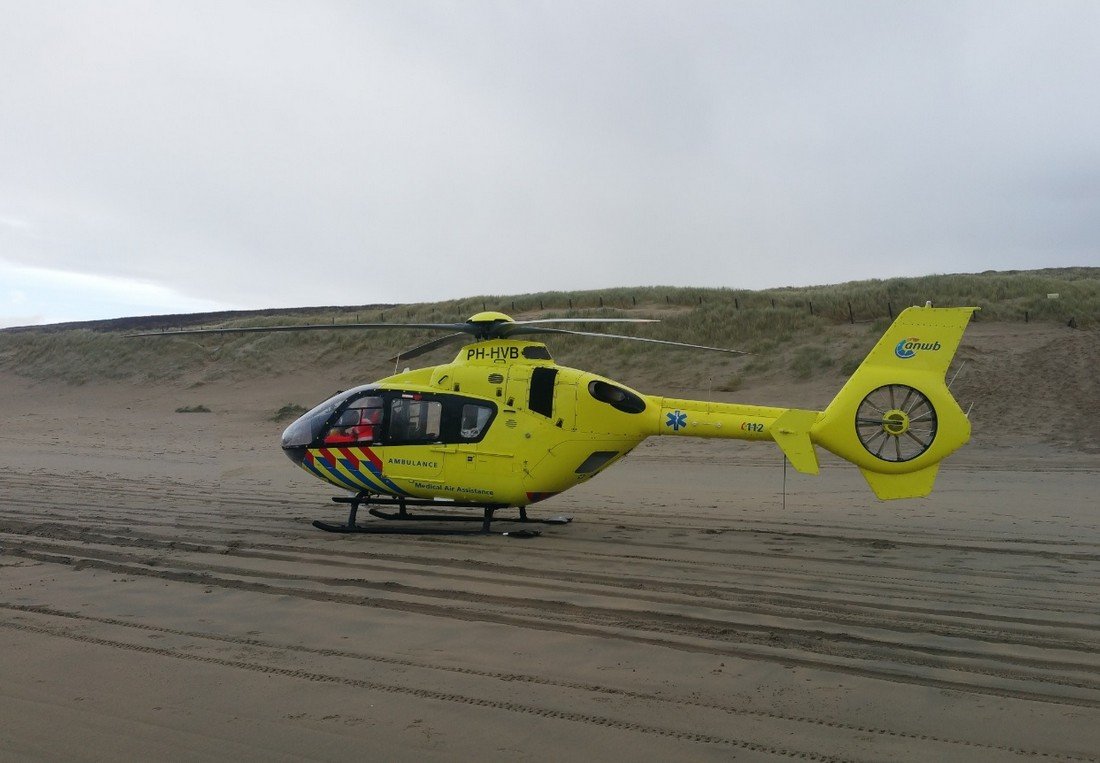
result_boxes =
[1,1,1097,327]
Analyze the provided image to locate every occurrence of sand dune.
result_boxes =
[2,318,1099,760]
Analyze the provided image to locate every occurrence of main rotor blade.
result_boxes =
[510,318,660,325]
[128,317,661,339]
[507,326,748,355]
[127,322,469,337]
[388,332,468,363]
[498,318,658,337]
[126,315,742,356]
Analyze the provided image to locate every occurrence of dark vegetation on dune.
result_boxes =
[0,268,1096,394]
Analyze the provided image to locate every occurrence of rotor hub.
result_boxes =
[467,311,514,324]
[882,409,910,436]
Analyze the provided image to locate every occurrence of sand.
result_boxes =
[2,356,1099,761]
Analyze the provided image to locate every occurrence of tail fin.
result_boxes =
[811,305,977,499]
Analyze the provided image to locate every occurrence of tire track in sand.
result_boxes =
[7,543,1100,710]
[4,602,1093,762]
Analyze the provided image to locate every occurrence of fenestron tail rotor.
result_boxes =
[855,384,938,463]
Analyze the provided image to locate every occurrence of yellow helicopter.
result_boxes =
[136,304,976,535]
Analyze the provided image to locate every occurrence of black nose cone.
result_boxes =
[283,445,307,465]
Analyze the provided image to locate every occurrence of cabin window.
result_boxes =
[588,380,646,414]
[312,390,497,447]
[522,346,552,360]
[460,404,494,439]
[388,397,443,443]
[529,367,557,417]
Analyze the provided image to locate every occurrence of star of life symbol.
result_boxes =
[666,410,687,431]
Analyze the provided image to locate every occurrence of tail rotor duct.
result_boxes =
[855,384,938,463]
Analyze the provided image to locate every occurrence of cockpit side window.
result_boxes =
[283,384,379,449]
[323,395,384,445]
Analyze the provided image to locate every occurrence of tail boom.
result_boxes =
[650,305,977,500]
[652,397,822,474]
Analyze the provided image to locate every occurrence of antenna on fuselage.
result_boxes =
[782,456,787,512]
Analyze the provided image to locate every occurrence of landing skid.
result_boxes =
[312,493,572,536]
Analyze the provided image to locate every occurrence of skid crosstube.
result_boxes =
[311,492,572,535]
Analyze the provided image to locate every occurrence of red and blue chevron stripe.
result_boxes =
[302,446,409,496]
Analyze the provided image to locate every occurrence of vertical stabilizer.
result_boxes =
[811,305,977,499]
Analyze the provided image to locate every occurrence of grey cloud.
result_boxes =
[0,0,1096,315]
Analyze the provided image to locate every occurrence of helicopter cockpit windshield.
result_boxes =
[280,384,378,449]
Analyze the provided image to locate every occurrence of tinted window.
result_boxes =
[529,367,557,417]
[323,395,383,445]
[388,397,443,443]
[460,404,494,439]
[282,384,379,447]
[588,380,646,414]
[302,389,497,447]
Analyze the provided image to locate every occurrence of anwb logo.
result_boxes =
[895,338,942,359]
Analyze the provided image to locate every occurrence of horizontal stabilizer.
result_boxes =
[772,409,820,475]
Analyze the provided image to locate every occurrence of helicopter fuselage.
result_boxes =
[281,339,786,506]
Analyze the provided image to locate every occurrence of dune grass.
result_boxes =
[270,403,309,422]
[1,268,1095,386]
